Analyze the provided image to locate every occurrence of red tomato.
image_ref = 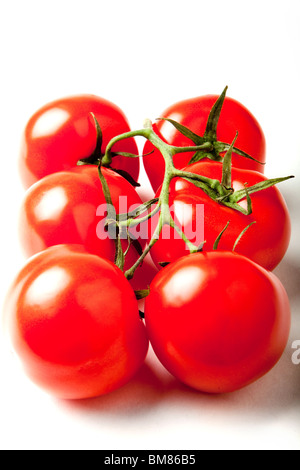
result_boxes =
[19,166,145,272]
[144,251,291,394]
[143,94,266,192]
[19,95,139,188]
[4,245,149,399]
[148,162,291,272]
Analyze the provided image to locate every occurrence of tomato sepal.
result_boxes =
[158,87,266,167]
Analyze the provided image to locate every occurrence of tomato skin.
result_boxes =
[19,95,139,189]
[144,251,291,394]
[143,95,266,192]
[19,166,145,271]
[4,245,149,400]
[149,162,291,272]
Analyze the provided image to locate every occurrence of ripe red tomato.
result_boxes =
[144,251,291,394]
[148,162,291,272]
[143,94,266,192]
[4,245,149,399]
[19,95,139,189]
[19,166,145,272]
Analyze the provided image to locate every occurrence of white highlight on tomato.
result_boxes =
[32,108,70,138]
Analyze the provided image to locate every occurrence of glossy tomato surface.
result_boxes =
[144,251,291,394]
[143,94,266,192]
[149,162,291,271]
[19,166,145,272]
[4,245,149,399]
[19,95,139,188]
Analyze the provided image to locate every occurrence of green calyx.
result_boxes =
[177,169,293,216]
[77,113,142,187]
[158,86,264,167]
[177,131,294,216]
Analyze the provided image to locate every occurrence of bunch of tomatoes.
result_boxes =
[3,89,293,399]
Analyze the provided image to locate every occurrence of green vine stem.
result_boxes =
[102,119,209,279]
[99,120,294,281]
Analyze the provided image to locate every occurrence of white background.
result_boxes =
[0,0,300,450]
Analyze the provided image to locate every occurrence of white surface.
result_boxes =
[0,0,300,451]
